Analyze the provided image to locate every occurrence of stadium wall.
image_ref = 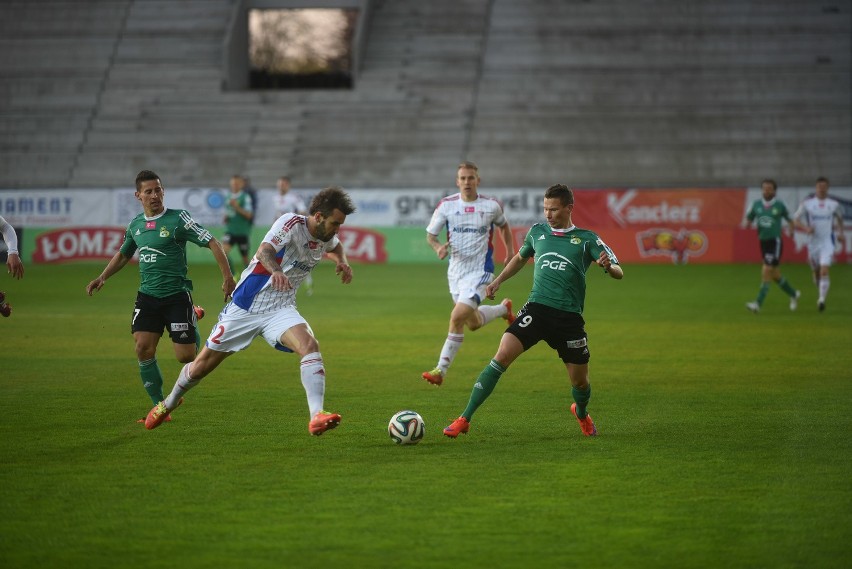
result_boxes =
[1,187,851,266]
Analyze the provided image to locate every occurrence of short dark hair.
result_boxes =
[544,184,574,206]
[816,176,829,185]
[135,170,160,190]
[309,186,356,217]
[761,178,777,190]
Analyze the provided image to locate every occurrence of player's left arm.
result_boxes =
[834,207,845,239]
[206,237,236,300]
[597,250,623,280]
[326,242,353,284]
[498,221,515,264]
[593,238,623,280]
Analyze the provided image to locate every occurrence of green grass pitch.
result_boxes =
[1,261,850,568]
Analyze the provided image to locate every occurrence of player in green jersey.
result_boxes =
[86,170,236,421]
[743,179,800,313]
[443,184,623,438]
[222,174,254,270]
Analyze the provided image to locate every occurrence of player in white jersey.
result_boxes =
[145,187,356,435]
[273,175,313,295]
[793,176,845,311]
[422,161,516,386]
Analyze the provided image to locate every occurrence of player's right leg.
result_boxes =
[444,333,524,438]
[131,292,170,409]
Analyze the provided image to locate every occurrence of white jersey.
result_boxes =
[230,213,338,313]
[274,192,308,217]
[426,192,508,278]
[794,196,842,245]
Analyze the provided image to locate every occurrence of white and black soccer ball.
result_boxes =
[388,410,425,445]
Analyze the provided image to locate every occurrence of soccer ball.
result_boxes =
[388,410,425,445]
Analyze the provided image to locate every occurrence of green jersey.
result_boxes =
[518,223,618,314]
[746,198,790,240]
[119,208,213,297]
[225,191,253,236]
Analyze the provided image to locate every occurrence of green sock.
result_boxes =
[777,277,796,297]
[756,282,770,305]
[462,359,506,420]
[139,358,164,405]
[572,385,592,419]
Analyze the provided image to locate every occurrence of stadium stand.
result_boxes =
[0,0,849,189]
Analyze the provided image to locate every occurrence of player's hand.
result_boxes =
[269,270,292,292]
[435,243,449,261]
[485,282,499,300]
[6,254,23,280]
[336,262,353,284]
[597,251,613,270]
[222,276,236,300]
[86,277,105,296]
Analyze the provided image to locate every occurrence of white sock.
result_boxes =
[818,277,829,302]
[165,363,200,409]
[300,352,326,417]
[477,303,506,326]
[437,333,464,373]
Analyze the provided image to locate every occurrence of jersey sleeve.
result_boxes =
[426,202,447,235]
[492,200,508,227]
[264,213,298,253]
[119,225,137,257]
[176,210,214,247]
[518,227,537,259]
[588,233,619,265]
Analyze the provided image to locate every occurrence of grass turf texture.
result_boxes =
[1,262,850,568]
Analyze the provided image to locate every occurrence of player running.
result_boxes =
[443,184,623,438]
[793,176,845,311]
[86,170,235,421]
[145,186,356,435]
[421,161,516,386]
[743,178,800,313]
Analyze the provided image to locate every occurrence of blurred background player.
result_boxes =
[0,214,24,280]
[443,184,624,439]
[145,187,356,436]
[222,174,254,270]
[273,175,313,295]
[793,176,845,311]
[421,161,516,386]
[743,178,800,313]
[85,170,235,422]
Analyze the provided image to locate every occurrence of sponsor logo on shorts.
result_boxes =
[170,323,190,332]
[565,338,587,348]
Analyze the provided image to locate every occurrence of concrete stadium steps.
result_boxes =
[474,69,849,108]
[69,149,248,187]
[0,1,129,36]
[466,0,851,186]
[0,152,78,188]
[470,144,843,189]
[0,0,849,189]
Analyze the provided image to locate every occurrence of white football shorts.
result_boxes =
[808,239,836,268]
[449,270,494,308]
[205,302,310,353]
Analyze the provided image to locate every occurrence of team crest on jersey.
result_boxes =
[159,227,170,237]
[570,236,582,244]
